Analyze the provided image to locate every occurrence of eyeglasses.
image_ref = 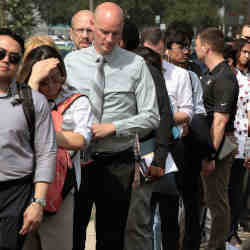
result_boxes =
[73,28,93,35]
[0,48,21,65]
[171,43,191,51]
[39,74,65,88]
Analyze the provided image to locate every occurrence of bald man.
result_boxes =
[65,2,159,250]
[70,10,94,49]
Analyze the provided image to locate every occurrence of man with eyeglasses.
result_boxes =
[0,28,57,250]
[70,10,94,50]
[241,24,250,42]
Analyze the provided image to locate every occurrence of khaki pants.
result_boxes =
[23,192,73,250]
[203,154,233,250]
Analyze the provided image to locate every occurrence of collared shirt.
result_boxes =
[162,61,193,174]
[201,61,239,132]
[52,85,93,188]
[0,81,57,182]
[234,69,250,159]
[64,45,160,153]
[162,60,193,120]
[188,70,206,115]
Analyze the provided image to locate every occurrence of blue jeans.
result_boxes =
[153,204,162,250]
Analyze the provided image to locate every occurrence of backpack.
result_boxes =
[17,83,83,213]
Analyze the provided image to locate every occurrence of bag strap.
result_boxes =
[56,93,84,115]
[55,93,85,159]
[17,83,35,150]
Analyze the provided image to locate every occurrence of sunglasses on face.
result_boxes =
[0,48,22,65]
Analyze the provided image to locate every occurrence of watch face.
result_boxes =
[32,197,46,207]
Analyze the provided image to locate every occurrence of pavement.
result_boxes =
[85,218,250,250]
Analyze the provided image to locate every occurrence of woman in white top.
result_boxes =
[226,38,250,243]
[17,45,94,250]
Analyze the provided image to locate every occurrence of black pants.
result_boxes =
[72,149,135,250]
[124,172,179,250]
[228,158,247,233]
[178,136,203,250]
[0,175,33,250]
[155,192,180,250]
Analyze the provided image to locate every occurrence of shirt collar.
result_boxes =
[89,44,119,64]
[209,60,227,75]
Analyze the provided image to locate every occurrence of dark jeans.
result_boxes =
[72,149,135,250]
[228,158,247,233]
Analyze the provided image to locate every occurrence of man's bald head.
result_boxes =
[70,10,94,49]
[94,2,124,26]
[93,2,124,55]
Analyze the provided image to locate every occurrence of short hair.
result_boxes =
[164,28,190,49]
[0,28,24,54]
[140,27,164,46]
[166,21,194,43]
[24,35,57,61]
[122,18,140,51]
[198,27,225,54]
[134,46,162,72]
[17,45,66,84]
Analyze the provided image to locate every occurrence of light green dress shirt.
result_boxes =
[64,45,160,153]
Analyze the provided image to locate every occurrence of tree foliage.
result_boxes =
[163,0,221,30]
[2,0,39,37]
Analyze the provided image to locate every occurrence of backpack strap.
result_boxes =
[56,93,84,115]
[17,83,35,150]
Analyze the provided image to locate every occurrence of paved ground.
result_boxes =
[85,218,250,250]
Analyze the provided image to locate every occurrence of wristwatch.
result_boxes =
[31,197,46,207]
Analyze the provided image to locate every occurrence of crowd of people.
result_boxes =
[0,2,250,250]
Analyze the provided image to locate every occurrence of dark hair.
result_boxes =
[164,28,190,49]
[166,21,194,43]
[134,46,162,72]
[17,45,66,84]
[223,44,237,67]
[233,38,250,69]
[140,27,164,46]
[0,28,25,54]
[122,18,140,51]
[198,27,224,54]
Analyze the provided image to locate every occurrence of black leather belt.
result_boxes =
[91,147,133,161]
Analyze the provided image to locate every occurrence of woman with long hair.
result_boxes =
[17,45,93,250]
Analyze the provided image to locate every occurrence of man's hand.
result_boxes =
[244,157,250,169]
[19,203,43,235]
[92,123,116,139]
[201,159,215,177]
[146,165,164,181]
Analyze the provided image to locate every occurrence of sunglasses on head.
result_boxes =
[0,48,21,65]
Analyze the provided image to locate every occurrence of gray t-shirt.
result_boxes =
[0,81,57,183]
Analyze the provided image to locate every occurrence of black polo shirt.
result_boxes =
[201,61,239,132]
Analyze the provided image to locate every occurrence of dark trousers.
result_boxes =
[124,172,179,250]
[72,149,135,250]
[156,193,180,250]
[228,158,247,233]
[0,175,33,250]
